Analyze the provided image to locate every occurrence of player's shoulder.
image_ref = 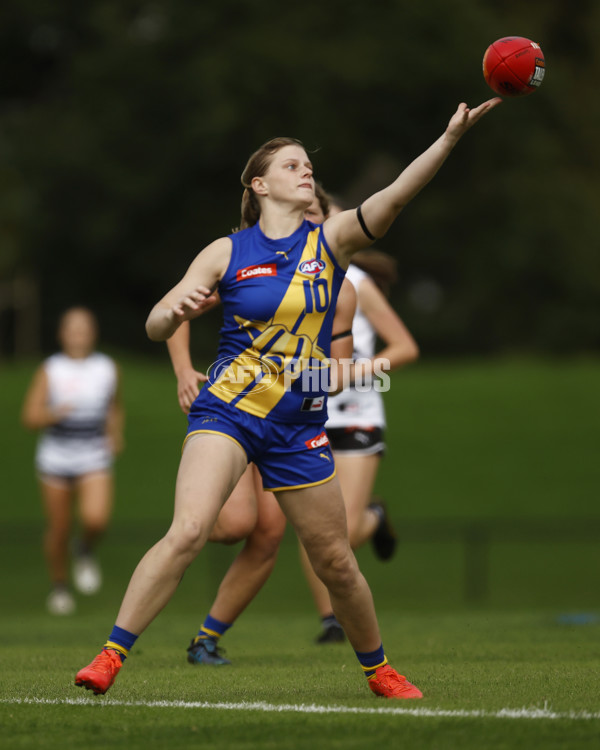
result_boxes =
[89,351,115,368]
[195,235,233,258]
[195,235,233,263]
[44,352,66,370]
[75,352,117,383]
[185,236,233,283]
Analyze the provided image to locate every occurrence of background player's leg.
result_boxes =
[39,476,76,614]
[76,471,113,549]
[40,477,72,587]
[208,464,257,544]
[211,469,286,623]
[335,453,380,547]
[188,466,287,665]
[73,471,113,594]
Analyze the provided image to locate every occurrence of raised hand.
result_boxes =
[446,98,502,141]
[172,286,218,321]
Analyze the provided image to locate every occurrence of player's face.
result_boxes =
[304,196,326,224]
[261,145,314,207]
[58,311,97,358]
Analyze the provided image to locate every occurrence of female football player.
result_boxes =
[75,97,500,699]
[168,184,356,665]
[22,307,124,615]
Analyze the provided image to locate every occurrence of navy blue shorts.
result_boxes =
[185,397,336,492]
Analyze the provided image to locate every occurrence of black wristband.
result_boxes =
[357,204,377,241]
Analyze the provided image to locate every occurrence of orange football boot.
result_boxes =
[368,665,423,699]
[75,648,123,695]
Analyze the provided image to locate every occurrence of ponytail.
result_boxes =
[240,187,261,230]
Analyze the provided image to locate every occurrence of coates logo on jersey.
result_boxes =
[298,259,326,276]
[236,263,277,282]
[305,431,330,450]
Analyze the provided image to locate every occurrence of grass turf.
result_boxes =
[1,355,599,748]
[1,610,599,750]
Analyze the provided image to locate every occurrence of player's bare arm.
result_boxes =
[328,278,356,394]
[21,367,73,430]
[106,367,125,455]
[146,237,231,341]
[324,98,502,266]
[358,277,419,370]
[166,322,209,414]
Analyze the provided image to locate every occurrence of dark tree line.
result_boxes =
[1,0,599,357]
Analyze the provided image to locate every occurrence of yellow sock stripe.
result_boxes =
[104,641,129,658]
[199,627,222,639]
[362,657,388,676]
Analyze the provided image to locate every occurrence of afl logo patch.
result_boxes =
[299,259,326,276]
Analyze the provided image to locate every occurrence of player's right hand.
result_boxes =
[176,366,207,414]
[172,286,218,321]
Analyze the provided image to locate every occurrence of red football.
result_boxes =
[483,36,545,97]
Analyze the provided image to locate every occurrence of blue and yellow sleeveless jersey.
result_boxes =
[197,219,345,424]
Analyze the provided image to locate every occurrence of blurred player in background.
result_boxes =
[302,241,420,643]
[21,307,124,615]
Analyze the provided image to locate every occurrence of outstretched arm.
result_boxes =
[324,98,502,265]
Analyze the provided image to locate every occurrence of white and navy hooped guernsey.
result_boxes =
[35,352,118,478]
[326,264,386,430]
[197,220,346,424]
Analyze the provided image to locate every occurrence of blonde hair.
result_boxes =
[239,137,305,229]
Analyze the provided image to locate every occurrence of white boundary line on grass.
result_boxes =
[3,697,600,721]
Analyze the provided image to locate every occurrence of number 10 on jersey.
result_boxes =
[303,278,330,313]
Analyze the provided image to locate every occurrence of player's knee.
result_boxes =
[210,514,255,544]
[262,531,284,558]
[250,522,285,556]
[314,546,358,594]
[82,517,109,538]
[166,519,208,557]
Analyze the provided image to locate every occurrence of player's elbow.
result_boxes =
[145,316,167,342]
[406,341,420,363]
[389,341,420,369]
[146,306,176,342]
[145,323,163,342]
[21,410,40,431]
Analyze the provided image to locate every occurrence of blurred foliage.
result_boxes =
[1,0,599,356]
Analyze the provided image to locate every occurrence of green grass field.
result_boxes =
[1,355,599,749]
